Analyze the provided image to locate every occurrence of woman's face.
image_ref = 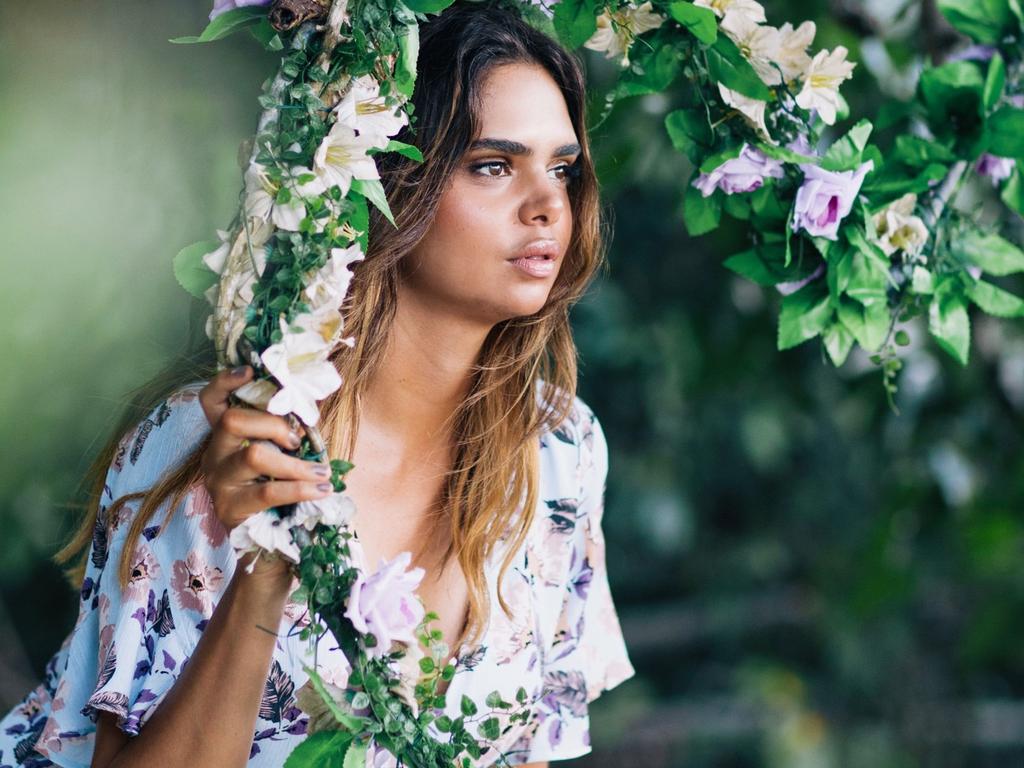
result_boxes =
[399,61,580,327]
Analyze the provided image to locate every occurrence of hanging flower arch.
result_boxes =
[168,0,1024,764]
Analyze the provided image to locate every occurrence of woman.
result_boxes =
[0,2,634,766]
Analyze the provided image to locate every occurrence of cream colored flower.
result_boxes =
[390,643,426,718]
[720,12,782,86]
[272,165,328,232]
[873,193,929,258]
[719,84,776,144]
[694,0,765,22]
[304,243,365,312]
[261,315,343,426]
[777,21,816,83]
[293,492,357,531]
[313,122,381,196]
[333,75,408,150]
[229,510,301,571]
[583,1,665,66]
[795,46,855,125]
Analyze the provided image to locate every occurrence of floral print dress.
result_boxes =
[0,380,634,767]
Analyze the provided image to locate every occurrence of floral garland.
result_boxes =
[169,0,1024,764]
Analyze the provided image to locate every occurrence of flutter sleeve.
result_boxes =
[33,383,221,768]
[523,401,636,764]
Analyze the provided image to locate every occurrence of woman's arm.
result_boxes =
[91,559,293,768]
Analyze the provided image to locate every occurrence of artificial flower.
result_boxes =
[720,13,782,86]
[390,642,427,718]
[272,164,328,232]
[583,2,665,67]
[719,84,775,144]
[295,676,349,735]
[313,122,381,197]
[795,46,855,125]
[344,551,426,660]
[229,510,301,572]
[776,21,816,83]
[261,315,343,426]
[975,154,1016,186]
[792,160,874,240]
[872,193,929,257]
[292,492,357,531]
[694,0,765,23]
[332,75,409,150]
[692,144,784,196]
[304,243,365,311]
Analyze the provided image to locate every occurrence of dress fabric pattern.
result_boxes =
[0,380,634,767]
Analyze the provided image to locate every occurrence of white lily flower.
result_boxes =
[305,243,365,312]
[230,510,301,572]
[719,84,776,144]
[795,46,855,125]
[694,0,765,23]
[583,1,664,66]
[313,122,381,197]
[234,378,280,410]
[273,165,328,232]
[261,315,343,426]
[873,193,928,258]
[202,229,233,275]
[333,75,409,150]
[293,492,357,531]
[244,161,276,222]
[720,13,782,86]
[777,21,816,83]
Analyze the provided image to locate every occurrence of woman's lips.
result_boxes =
[507,255,556,277]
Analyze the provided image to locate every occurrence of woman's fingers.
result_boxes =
[217,480,335,530]
[206,405,304,467]
[216,439,330,487]
[199,366,254,428]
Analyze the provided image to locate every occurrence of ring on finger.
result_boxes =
[239,438,251,449]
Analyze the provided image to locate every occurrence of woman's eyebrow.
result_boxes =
[469,138,581,157]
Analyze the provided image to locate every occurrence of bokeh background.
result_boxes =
[3,1,1024,766]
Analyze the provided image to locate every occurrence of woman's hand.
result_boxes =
[198,365,333,589]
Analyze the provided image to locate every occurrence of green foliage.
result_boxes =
[169,6,269,45]
[705,34,772,101]
[683,185,722,236]
[668,1,718,44]
[937,0,1017,44]
[552,0,599,49]
[172,240,220,299]
[283,730,354,768]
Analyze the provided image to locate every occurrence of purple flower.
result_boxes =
[693,144,785,197]
[209,0,271,22]
[976,153,1016,185]
[345,551,425,659]
[947,44,997,62]
[792,160,874,240]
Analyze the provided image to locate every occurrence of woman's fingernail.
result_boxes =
[313,465,330,477]
[317,482,333,492]
[288,432,302,448]
[231,365,248,377]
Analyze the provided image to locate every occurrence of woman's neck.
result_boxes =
[361,292,491,458]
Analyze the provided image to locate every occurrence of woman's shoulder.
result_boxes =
[534,378,604,459]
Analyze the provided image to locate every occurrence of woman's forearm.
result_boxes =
[102,564,292,768]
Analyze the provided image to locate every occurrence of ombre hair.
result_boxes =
[55,0,610,651]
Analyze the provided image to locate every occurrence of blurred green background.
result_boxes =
[3,1,1024,766]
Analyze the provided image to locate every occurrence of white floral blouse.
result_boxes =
[0,380,634,767]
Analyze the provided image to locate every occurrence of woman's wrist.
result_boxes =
[232,551,297,610]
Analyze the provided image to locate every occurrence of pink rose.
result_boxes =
[209,0,271,22]
[693,144,784,197]
[792,160,874,240]
[345,551,425,659]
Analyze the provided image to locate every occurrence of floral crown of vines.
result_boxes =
[168,0,1024,764]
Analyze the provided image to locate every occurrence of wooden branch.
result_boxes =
[269,0,330,32]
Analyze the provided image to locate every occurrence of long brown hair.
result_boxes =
[55,0,610,650]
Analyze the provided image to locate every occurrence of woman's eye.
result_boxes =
[471,161,510,177]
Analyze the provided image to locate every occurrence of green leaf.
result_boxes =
[891,135,956,168]
[698,144,744,174]
[953,231,1024,275]
[777,284,833,350]
[172,240,220,299]
[668,2,718,44]
[820,119,874,172]
[419,656,435,673]
[351,179,396,228]
[301,666,366,732]
[929,279,971,365]
[665,109,713,164]
[379,139,423,162]
[169,7,267,44]
[342,740,368,768]
[918,61,985,146]
[283,730,354,768]
[966,279,1024,316]
[394,5,420,99]
[479,716,501,741]
[983,52,1006,113]
[460,695,478,717]
[552,0,599,49]
[937,0,1015,44]
[986,107,1024,158]
[403,0,457,12]
[823,321,855,366]
[1002,167,1024,215]
[683,185,722,236]
[707,35,773,101]
[248,19,283,51]
[837,297,890,352]
[613,39,683,98]
[757,143,818,165]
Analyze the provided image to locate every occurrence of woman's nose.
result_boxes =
[518,169,566,226]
